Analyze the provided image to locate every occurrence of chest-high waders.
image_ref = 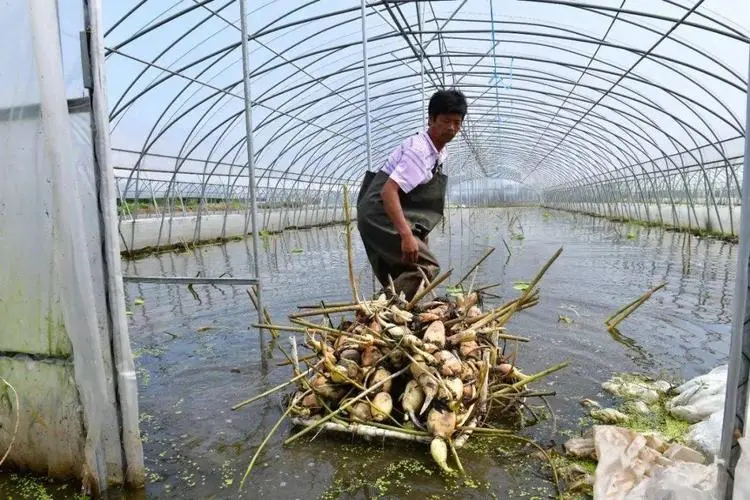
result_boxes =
[356,161,447,301]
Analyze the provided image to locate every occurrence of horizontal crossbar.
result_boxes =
[121,276,259,285]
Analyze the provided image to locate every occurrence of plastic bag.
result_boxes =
[734,437,750,500]
[593,426,671,499]
[686,410,723,460]
[668,365,727,424]
[669,393,725,424]
[592,426,714,499]
[565,437,596,459]
[602,376,670,403]
[624,462,719,500]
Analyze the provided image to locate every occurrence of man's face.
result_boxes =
[429,113,463,144]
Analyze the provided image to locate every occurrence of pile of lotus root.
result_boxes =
[279,248,567,474]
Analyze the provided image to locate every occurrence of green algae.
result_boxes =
[1,473,90,500]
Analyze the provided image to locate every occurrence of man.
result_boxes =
[356,89,468,300]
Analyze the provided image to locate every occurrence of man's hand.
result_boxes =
[401,232,420,263]
[381,178,421,264]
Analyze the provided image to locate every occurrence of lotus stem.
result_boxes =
[291,319,390,348]
[493,362,569,397]
[474,282,502,292]
[252,323,307,333]
[284,366,409,445]
[456,426,511,434]
[289,417,433,443]
[288,318,347,336]
[231,367,314,411]
[503,434,561,499]
[497,333,529,342]
[454,417,478,448]
[501,237,511,263]
[478,350,490,418]
[517,391,557,398]
[343,185,360,302]
[519,299,539,311]
[248,288,277,339]
[290,337,301,377]
[388,274,397,297]
[520,247,563,301]
[448,440,465,475]
[477,328,529,343]
[358,420,431,437]
[289,304,363,318]
[417,267,437,300]
[455,247,495,286]
[605,282,666,328]
[239,396,296,489]
[276,353,318,366]
[297,302,356,309]
[405,269,453,310]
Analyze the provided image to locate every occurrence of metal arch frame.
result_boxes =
[519,0,710,183]
[106,35,748,205]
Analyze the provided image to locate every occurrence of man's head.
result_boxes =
[427,89,467,146]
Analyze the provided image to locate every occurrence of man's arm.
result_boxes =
[381,179,420,263]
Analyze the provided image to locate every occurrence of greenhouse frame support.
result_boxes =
[83,0,145,488]
[238,0,265,331]
[720,50,750,499]
[361,0,373,173]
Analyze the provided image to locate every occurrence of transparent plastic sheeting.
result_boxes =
[0,0,138,491]
[103,0,748,248]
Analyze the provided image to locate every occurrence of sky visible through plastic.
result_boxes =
[86,1,750,202]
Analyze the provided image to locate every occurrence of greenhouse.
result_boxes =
[1,0,749,498]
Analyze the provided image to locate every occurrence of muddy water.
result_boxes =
[0,208,736,499]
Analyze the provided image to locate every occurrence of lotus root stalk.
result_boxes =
[370,392,393,422]
[430,438,454,474]
[422,321,446,353]
[401,379,425,428]
[427,408,457,439]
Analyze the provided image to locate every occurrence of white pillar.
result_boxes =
[361,0,372,172]
[719,50,750,498]
[238,0,264,325]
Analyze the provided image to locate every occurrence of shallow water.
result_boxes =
[0,207,736,499]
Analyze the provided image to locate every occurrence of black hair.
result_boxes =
[428,89,467,119]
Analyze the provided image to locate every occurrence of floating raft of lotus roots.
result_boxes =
[253,246,569,475]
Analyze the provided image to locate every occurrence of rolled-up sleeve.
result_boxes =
[388,142,428,194]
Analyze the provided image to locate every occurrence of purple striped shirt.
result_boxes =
[380,131,448,194]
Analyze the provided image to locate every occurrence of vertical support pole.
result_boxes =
[418,2,425,125]
[83,0,145,488]
[238,0,264,329]
[361,0,372,173]
[719,53,750,499]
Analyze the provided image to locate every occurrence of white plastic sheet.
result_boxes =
[668,365,728,424]
[625,462,719,500]
[592,426,719,500]
[733,437,750,500]
[0,0,141,491]
[686,410,724,461]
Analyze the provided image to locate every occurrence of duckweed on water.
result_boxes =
[132,345,165,359]
[599,372,690,442]
[136,366,151,387]
[320,444,495,500]
[2,473,90,500]
[618,399,689,442]
[219,460,235,489]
